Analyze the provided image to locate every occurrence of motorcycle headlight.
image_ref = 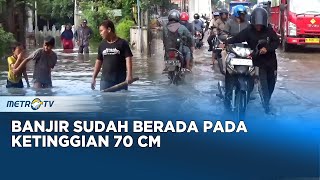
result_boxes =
[231,47,252,58]
[288,21,296,36]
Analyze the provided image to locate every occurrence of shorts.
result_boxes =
[6,79,23,88]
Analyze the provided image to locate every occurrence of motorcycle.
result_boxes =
[217,39,269,120]
[217,41,256,120]
[164,39,189,85]
[194,31,204,49]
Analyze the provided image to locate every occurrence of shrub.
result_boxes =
[81,2,115,41]
[116,19,135,42]
[0,27,15,58]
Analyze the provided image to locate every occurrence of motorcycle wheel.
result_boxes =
[168,71,174,85]
[235,91,247,121]
[169,70,181,85]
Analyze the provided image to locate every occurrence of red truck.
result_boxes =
[270,0,320,51]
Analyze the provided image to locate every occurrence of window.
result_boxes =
[290,0,320,14]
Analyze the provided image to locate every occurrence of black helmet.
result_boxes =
[250,7,268,27]
[194,13,200,19]
[168,9,180,22]
[219,9,229,15]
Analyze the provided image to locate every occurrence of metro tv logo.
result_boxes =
[7,98,54,110]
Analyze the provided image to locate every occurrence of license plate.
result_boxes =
[305,38,320,43]
[165,60,180,66]
[230,58,253,66]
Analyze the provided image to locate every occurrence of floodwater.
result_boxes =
[0,39,320,121]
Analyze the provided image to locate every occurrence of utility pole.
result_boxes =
[74,0,77,28]
[137,0,142,53]
[34,1,38,45]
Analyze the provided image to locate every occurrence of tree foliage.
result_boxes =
[0,27,15,57]
[80,1,115,41]
[36,0,74,20]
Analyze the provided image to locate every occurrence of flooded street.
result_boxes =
[1,40,320,121]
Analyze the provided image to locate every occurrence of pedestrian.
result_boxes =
[13,36,57,88]
[74,19,93,54]
[61,23,74,50]
[91,20,133,92]
[6,42,30,88]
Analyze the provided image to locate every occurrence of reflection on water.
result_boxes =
[1,43,320,120]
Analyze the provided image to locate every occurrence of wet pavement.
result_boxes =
[0,39,320,121]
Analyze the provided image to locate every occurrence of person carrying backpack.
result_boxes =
[163,9,193,71]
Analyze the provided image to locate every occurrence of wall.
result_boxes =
[130,26,149,53]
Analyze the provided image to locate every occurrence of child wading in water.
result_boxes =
[14,36,57,88]
[7,42,30,88]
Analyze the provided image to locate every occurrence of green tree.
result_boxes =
[80,1,115,41]
[36,0,74,27]
[0,27,15,57]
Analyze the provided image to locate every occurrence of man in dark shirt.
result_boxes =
[91,20,133,92]
[74,19,93,54]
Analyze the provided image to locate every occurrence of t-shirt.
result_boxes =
[97,38,133,82]
[27,48,57,84]
[7,56,22,83]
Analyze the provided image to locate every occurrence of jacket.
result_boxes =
[61,29,74,40]
[226,24,280,68]
[223,17,250,36]
[163,21,194,48]
[180,21,194,35]
[193,19,205,32]
[213,18,227,31]
[209,18,217,29]
[74,26,93,46]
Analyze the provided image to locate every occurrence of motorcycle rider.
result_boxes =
[208,9,229,65]
[180,12,194,37]
[180,12,195,63]
[219,5,250,105]
[207,11,220,52]
[193,13,205,42]
[223,5,250,36]
[163,10,194,71]
[215,9,230,33]
[220,7,280,113]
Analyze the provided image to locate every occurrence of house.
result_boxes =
[171,0,189,11]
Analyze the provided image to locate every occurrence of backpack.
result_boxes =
[163,24,182,52]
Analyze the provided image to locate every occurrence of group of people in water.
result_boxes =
[5,5,278,113]
[6,19,133,91]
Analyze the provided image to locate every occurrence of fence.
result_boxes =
[26,25,75,49]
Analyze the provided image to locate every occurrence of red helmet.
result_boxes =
[180,12,189,21]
